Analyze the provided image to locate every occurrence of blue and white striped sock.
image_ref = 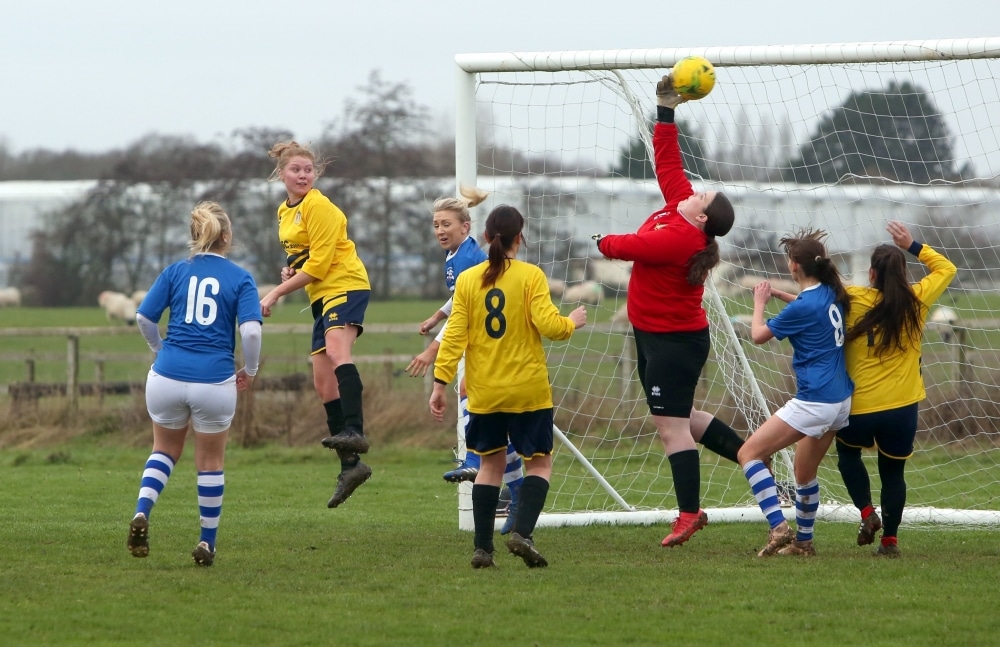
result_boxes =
[794,479,820,541]
[503,444,524,505]
[743,459,785,528]
[197,471,225,551]
[135,451,174,518]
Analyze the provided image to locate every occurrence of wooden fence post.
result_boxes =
[955,327,971,398]
[66,335,79,410]
[619,334,635,400]
[94,359,106,409]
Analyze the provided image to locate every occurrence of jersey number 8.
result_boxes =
[484,288,506,339]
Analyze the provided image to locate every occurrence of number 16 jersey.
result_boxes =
[434,259,576,414]
[138,254,262,384]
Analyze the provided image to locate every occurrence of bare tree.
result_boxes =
[319,70,437,299]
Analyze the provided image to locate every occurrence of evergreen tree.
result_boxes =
[785,81,961,184]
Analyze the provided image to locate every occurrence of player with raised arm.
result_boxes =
[594,74,737,548]
[738,228,854,557]
[838,221,957,557]
[405,187,525,534]
[128,201,262,566]
[430,204,587,568]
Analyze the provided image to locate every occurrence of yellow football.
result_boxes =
[672,56,716,100]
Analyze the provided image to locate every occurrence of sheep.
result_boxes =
[728,313,754,340]
[100,291,137,325]
[0,286,22,307]
[587,259,631,292]
[610,303,630,332]
[562,280,603,305]
[928,306,960,343]
[547,278,566,298]
[97,290,128,308]
[131,290,148,306]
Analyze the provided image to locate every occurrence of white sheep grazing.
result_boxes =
[562,280,603,305]
[0,286,22,307]
[98,290,128,308]
[257,283,285,305]
[929,306,960,343]
[547,278,566,298]
[102,292,137,325]
[131,290,148,306]
[610,303,630,332]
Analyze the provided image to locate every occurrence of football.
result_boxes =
[672,56,716,100]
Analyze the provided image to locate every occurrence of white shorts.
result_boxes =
[775,397,852,439]
[145,369,237,434]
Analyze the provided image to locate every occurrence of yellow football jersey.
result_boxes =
[277,188,369,304]
[434,259,577,414]
[845,245,957,414]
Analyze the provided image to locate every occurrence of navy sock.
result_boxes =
[472,484,501,552]
[334,364,364,433]
[836,440,872,511]
[323,399,344,436]
[512,475,549,538]
[878,454,907,537]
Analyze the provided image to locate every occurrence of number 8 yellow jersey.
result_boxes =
[434,259,577,414]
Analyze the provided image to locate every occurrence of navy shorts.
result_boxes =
[310,290,370,355]
[468,408,554,459]
[836,403,919,460]
[632,326,710,418]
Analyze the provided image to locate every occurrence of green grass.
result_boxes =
[0,442,997,647]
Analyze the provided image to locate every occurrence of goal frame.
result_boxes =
[452,38,1000,531]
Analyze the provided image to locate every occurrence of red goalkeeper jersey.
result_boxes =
[597,122,709,333]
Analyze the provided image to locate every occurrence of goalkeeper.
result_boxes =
[593,74,735,549]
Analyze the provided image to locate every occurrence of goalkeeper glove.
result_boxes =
[655,74,686,109]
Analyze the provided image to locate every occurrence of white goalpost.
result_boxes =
[452,38,1000,531]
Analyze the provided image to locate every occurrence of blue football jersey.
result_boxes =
[444,237,487,292]
[138,254,262,383]
[766,283,854,403]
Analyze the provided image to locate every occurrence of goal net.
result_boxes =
[452,39,1000,530]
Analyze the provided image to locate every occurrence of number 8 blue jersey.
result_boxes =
[138,254,262,383]
[765,283,854,403]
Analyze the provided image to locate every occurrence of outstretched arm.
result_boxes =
[888,220,957,306]
[652,74,693,209]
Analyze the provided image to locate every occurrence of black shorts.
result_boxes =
[467,408,554,459]
[836,403,919,460]
[310,290,369,354]
[632,326,710,418]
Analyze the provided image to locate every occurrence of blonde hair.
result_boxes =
[267,140,327,181]
[188,201,232,256]
[432,185,489,224]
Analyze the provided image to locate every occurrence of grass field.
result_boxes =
[0,441,997,647]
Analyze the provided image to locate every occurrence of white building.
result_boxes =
[2,178,997,289]
[0,181,96,286]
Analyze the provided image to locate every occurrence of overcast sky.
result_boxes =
[3,0,998,153]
